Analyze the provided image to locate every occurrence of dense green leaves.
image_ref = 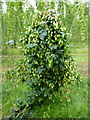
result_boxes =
[5,9,80,119]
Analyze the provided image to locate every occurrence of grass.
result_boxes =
[2,81,28,118]
[34,76,88,118]
[2,47,22,67]
[1,41,88,118]
[0,82,2,119]
[1,76,88,118]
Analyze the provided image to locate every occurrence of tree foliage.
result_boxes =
[2,2,24,46]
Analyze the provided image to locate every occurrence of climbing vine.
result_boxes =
[5,10,80,119]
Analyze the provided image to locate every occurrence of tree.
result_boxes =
[2,2,24,46]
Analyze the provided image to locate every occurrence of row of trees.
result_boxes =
[2,1,88,47]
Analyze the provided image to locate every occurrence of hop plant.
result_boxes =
[5,10,80,118]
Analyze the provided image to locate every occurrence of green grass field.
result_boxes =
[1,41,88,118]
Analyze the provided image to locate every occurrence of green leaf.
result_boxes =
[26,43,37,48]
[32,77,38,83]
[35,66,45,74]
[56,49,64,54]
[50,45,57,50]
[39,29,47,40]
[45,52,50,55]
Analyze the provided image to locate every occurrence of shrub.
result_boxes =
[5,10,80,118]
